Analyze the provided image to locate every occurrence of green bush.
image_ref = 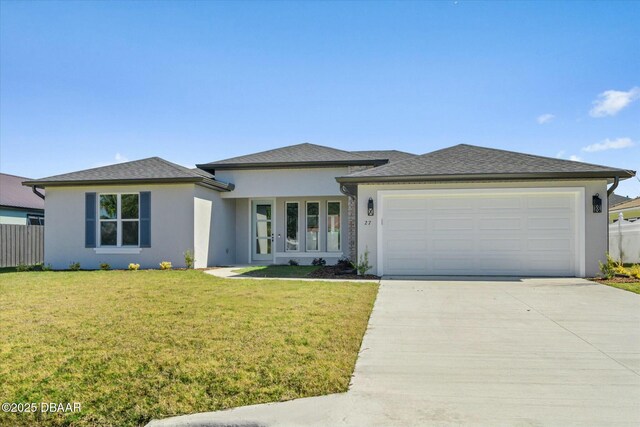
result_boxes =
[288,259,299,266]
[69,262,81,271]
[128,263,140,271]
[599,253,617,279]
[356,249,372,276]
[159,261,172,270]
[100,263,111,271]
[184,250,194,269]
[16,263,32,272]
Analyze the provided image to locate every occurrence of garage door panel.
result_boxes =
[382,190,580,277]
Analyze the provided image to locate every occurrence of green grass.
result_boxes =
[598,281,640,294]
[0,270,378,427]
[232,265,320,278]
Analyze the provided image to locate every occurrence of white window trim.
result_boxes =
[285,201,300,252]
[326,200,341,252]
[98,193,140,248]
[305,201,321,252]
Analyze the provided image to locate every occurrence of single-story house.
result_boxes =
[609,197,640,223]
[23,143,635,277]
[0,173,45,225]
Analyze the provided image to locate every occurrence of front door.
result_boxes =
[252,200,274,262]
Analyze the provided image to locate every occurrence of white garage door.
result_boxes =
[380,189,584,277]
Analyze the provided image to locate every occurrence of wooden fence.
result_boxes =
[0,224,44,267]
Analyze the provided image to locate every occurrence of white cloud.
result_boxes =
[537,113,555,124]
[555,150,565,158]
[582,137,635,153]
[568,155,583,162]
[589,87,640,117]
[114,152,129,163]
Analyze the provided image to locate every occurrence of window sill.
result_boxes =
[93,247,142,255]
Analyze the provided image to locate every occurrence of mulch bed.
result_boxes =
[307,265,379,280]
[591,276,640,284]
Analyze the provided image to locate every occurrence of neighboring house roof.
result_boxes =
[609,193,633,207]
[353,150,416,163]
[338,144,636,183]
[0,173,45,210]
[609,197,640,212]
[22,157,234,191]
[197,142,388,171]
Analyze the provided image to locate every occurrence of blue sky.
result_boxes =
[1,1,639,196]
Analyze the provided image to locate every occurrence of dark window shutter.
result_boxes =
[85,192,97,248]
[140,191,151,247]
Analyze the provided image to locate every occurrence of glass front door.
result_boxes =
[252,201,273,261]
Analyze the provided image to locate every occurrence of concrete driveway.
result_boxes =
[149,278,640,426]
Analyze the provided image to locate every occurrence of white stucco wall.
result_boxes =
[216,167,348,198]
[193,185,236,268]
[356,180,609,277]
[45,184,197,270]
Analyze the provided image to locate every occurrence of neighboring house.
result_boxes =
[609,197,640,223]
[23,143,635,277]
[609,193,632,208]
[0,173,45,225]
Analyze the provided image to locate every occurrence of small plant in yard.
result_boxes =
[16,263,32,272]
[100,263,111,271]
[356,249,372,276]
[288,259,299,266]
[69,262,81,271]
[336,257,354,270]
[312,257,326,266]
[184,250,194,269]
[599,253,619,279]
[629,264,640,279]
[128,263,140,271]
[159,261,172,270]
[41,263,53,271]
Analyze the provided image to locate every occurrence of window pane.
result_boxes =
[255,221,271,238]
[256,204,271,221]
[100,195,117,219]
[256,238,271,255]
[327,202,340,251]
[328,202,340,216]
[121,194,139,219]
[100,221,117,245]
[306,202,319,251]
[122,221,139,246]
[286,203,298,251]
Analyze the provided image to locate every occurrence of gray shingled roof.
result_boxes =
[338,144,635,182]
[610,197,640,211]
[353,150,416,163]
[22,157,233,190]
[197,143,388,170]
[0,173,45,210]
[609,193,632,207]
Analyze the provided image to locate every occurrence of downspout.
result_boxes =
[606,176,619,197]
[32,186,45,200]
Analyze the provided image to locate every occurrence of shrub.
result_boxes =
[41,263,53,271]
[312,258,326,266]
[629,264,640,279]
[288,259,299,266]
[16,263,32,272]
[159,261,172,270]
[100,263,111,271]
[356,249,372,276]
[184,250,194,269]
[336,257,354,270]
[598,253,617,279]
[128,263,140,271]
[69,262,81,271]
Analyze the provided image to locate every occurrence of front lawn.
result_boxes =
[597,280,640,294]
[232,265,320,277]
[0,270,378,427]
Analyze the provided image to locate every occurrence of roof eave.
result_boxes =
[22,177,204,188]
[196,159,388,171]
[336,170,636,184]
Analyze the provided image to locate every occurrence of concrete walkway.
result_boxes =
[148,278,640,426]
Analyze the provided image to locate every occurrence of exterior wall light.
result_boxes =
[367,197,374,216]
[592,193,602,213]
